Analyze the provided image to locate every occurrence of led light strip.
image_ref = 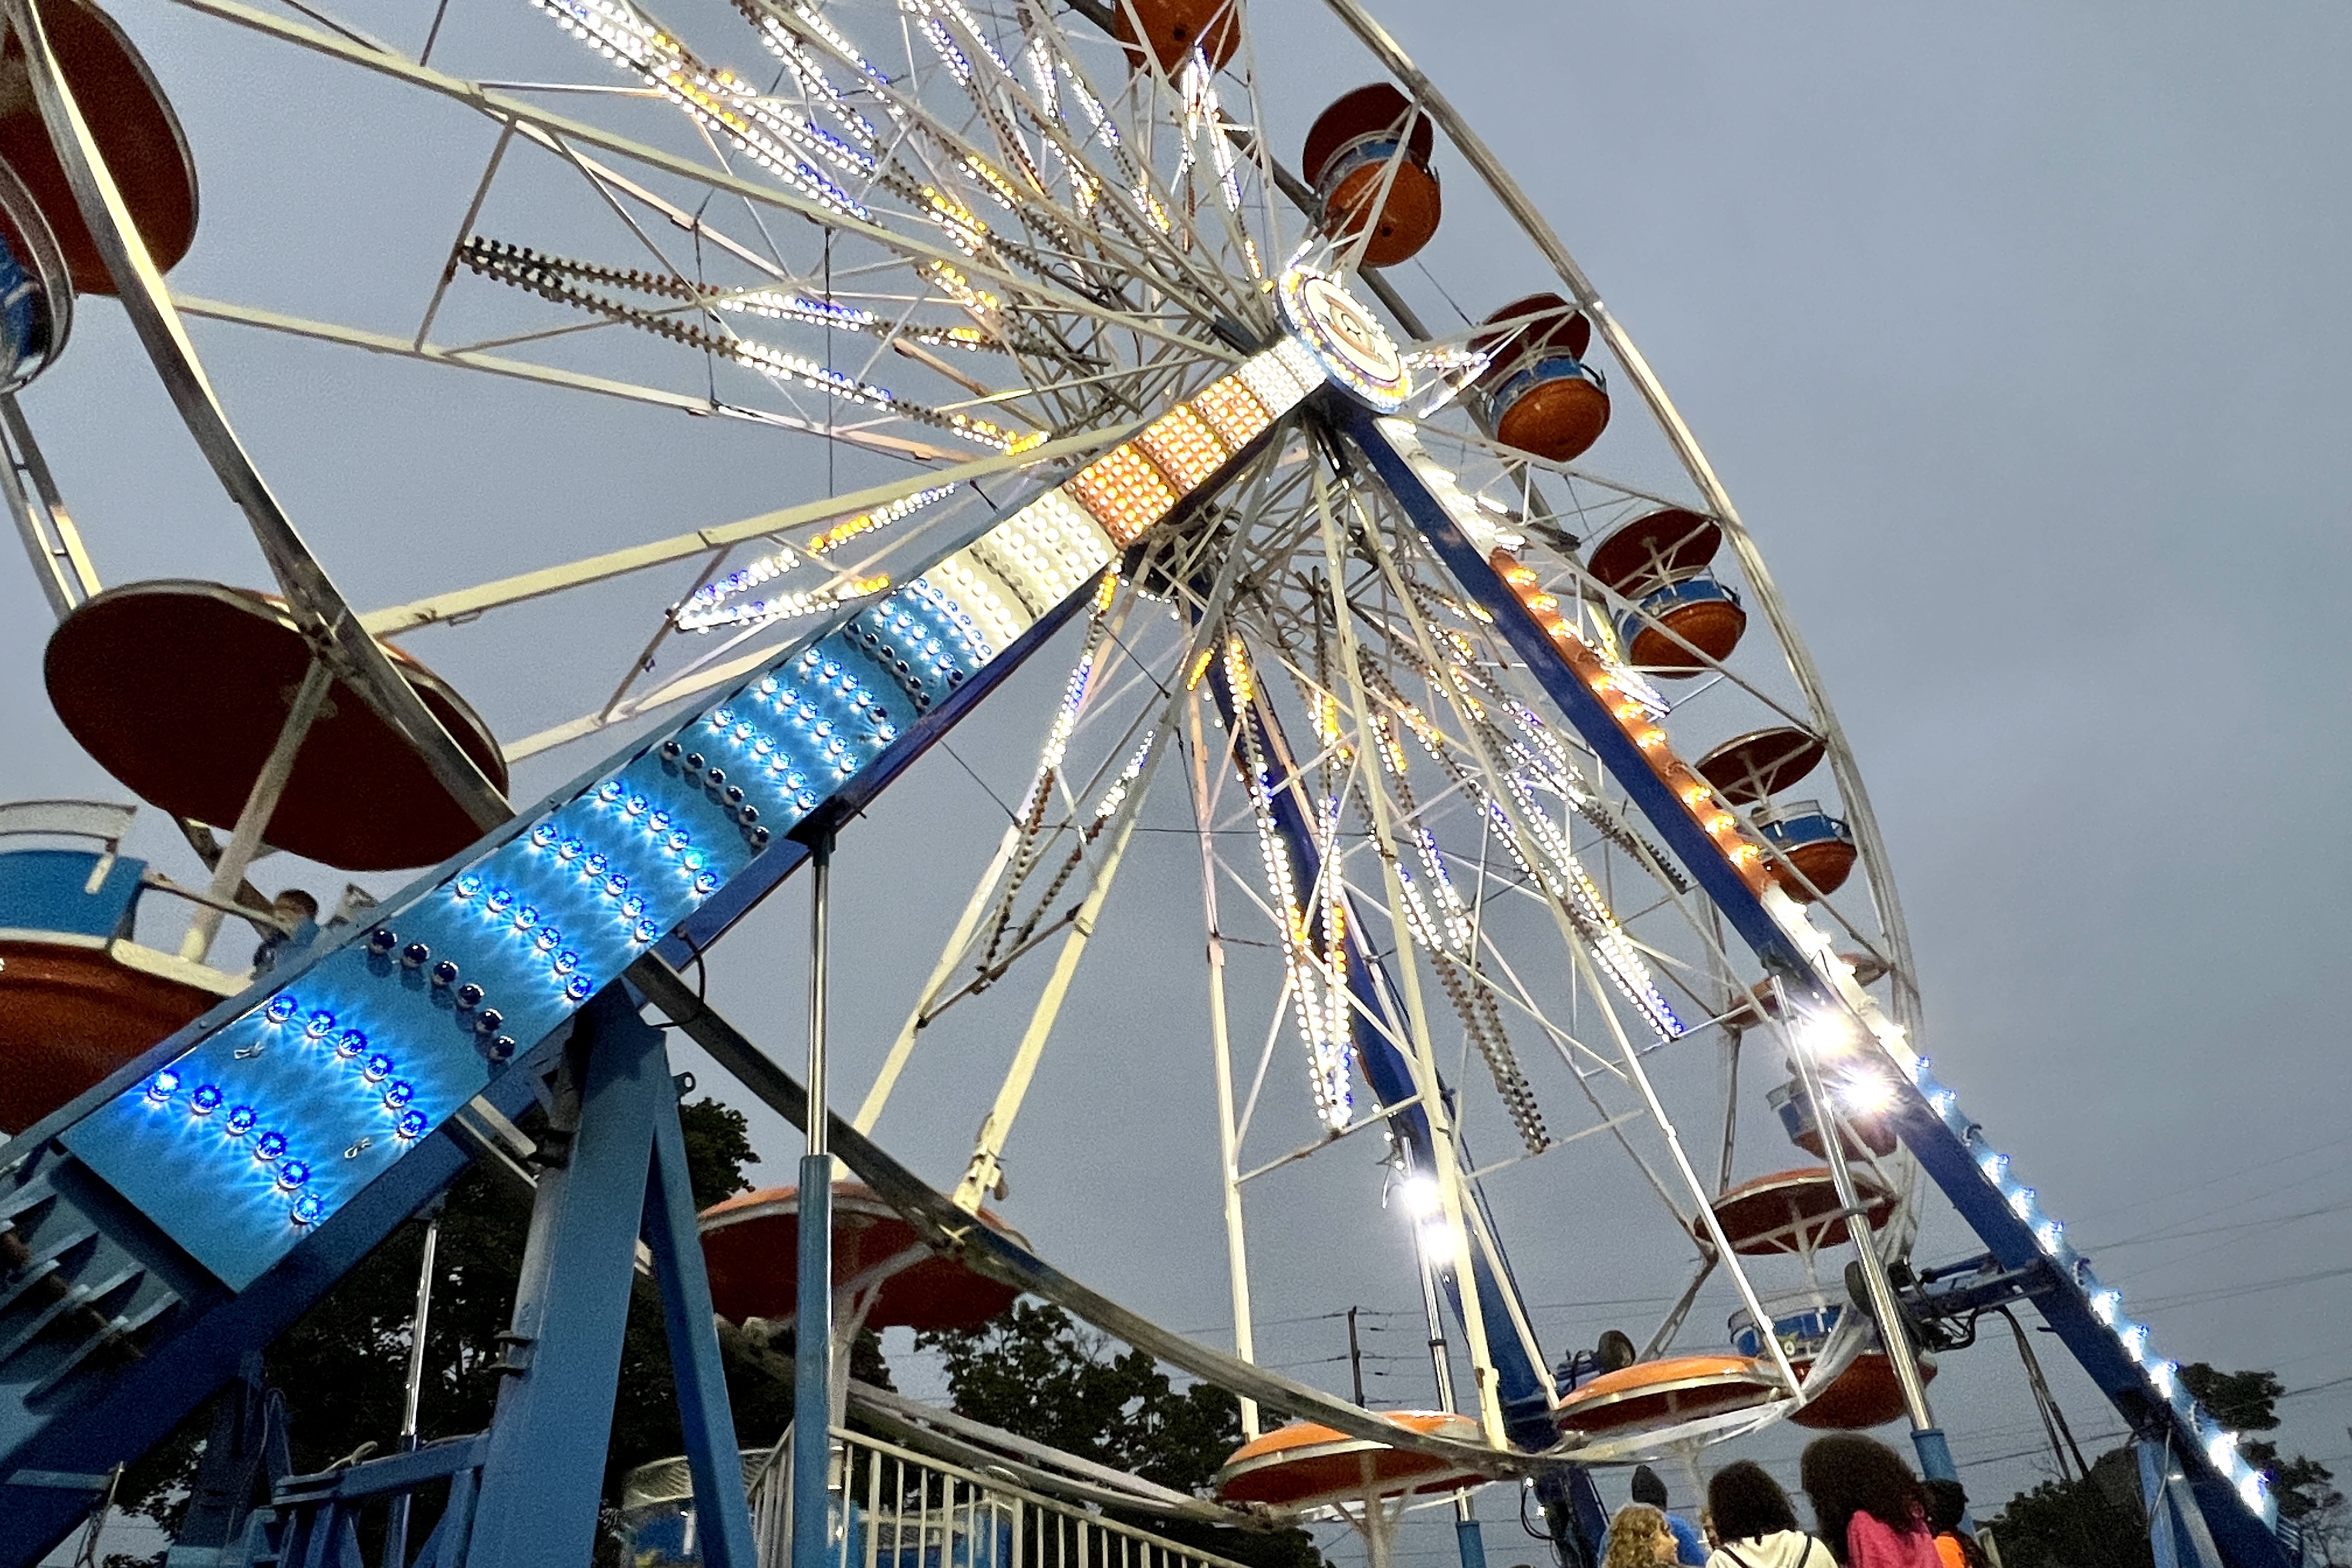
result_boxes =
[1228,640,1354,1129]
[676,487,961,636]
[531,0,874,219]
[1355,411,2287,1539]
[71,342,1312,1287]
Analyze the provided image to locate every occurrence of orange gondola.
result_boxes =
[0,0,200,294]
[1754,799,1859,899]
[45,581,509,873]
[1552,1354,1782,1441]
[1791,1350,1937,1430]
[0,159,69,392]
[698,1181,1024,1333]
[1584,508,1717,597]
[1586,508,1744,674]
[0,799,240,1133]
[1217,1410,1484,1511]
[1730,1302,1937,1430]
[1691,727,1854,896]
[1110,0,1239,75]
[1472,293,1609,462]
[1693,727,1827,808]
[1699,1166,1896,1256]
[1302,85,1440,268]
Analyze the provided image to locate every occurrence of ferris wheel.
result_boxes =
[0,1,2301,1566]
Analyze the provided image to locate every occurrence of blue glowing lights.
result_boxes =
[77,569,1034,1283]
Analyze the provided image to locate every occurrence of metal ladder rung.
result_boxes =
[29,1293,177,1402]
[0,1229,97,1317]
[0,1265,141,1369]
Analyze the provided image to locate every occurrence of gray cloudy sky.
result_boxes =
[8,0,2350,1559]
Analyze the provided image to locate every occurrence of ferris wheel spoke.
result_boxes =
[1331,480,1702,1051]
[354,452,1052,636]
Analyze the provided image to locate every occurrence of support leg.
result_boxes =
[465,992,665,1568]
[792,832,837,1568]
[179,657,333,962]
[646,1066,758,1568]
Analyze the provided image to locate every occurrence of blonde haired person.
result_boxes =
[1605,1505,1684,1568]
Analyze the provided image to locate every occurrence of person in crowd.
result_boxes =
[1603,1504,1683,1568]
[1799,1435,1941,1568]
[251,887,320,975]
[1704,1459,1828,1568]
[1598,1465,1707,1564]
[1922,1479,1988,1568]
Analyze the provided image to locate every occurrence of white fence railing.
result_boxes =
[734,1428,1253,1568]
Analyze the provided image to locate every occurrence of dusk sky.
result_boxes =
[8,1,2348,1561]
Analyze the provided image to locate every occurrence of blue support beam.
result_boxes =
[646,1027,762,1568]
[1325,393,2294,1568]
[467,989,753,1568]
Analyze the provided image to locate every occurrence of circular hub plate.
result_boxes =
[1279,266,1410,410]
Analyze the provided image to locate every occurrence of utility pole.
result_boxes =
[1348,1307,1367,1406]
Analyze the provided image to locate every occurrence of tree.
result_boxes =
[919,1302,1326,1568]
[119,1097,788,1541]
[1987,1366,2343,1567]
[1985,1449,2152,1568]
[2176,1364,2344,1532]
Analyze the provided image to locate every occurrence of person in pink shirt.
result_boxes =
[1798,1436,1941,1568]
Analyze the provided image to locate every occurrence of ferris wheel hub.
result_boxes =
[1277,265,1411,411]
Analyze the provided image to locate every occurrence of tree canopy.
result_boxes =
[918,1301,1327,1568]
[1986,1364,2345,1567]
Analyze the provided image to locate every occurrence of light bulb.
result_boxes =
[1399,1173,1441,1219]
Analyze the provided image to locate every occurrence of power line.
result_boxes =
[2133,1263,2352,1312]
[2066,1128,2352,1228]
[2094,1194,2352,1252]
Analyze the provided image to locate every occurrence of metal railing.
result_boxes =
[740,1428,1254,1568]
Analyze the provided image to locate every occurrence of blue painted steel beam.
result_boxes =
[646,1010,763,1568]
[466,989,755,1568]
[1326,394,2293,1568]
